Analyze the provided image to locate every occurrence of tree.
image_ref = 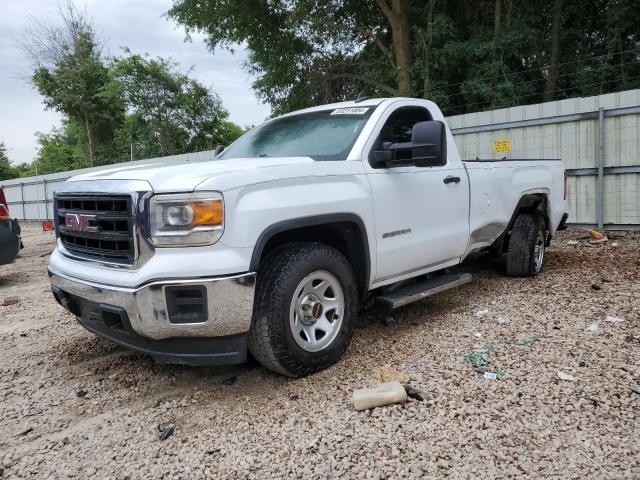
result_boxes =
[33,120,88,174]
[20,2,124,166]
[108,52,242,160]
[0,142,15,180]
[169,0,640,115]
[544,0,564,101]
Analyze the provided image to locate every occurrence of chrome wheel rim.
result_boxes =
[534,231,545,272]
[289,270,344,352]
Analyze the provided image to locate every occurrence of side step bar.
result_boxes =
[376,273,473,310]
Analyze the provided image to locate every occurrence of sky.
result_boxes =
[0,0,272,165]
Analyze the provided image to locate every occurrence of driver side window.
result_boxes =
[368,106,433,166]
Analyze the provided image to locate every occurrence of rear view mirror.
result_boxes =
[214,144,225,157]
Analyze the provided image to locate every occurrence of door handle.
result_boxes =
[443,176,461,184]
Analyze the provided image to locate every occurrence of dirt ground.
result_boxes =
[0,223,638,479]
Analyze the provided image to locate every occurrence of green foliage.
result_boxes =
[10,5,245,180]
[0,143,14,180]
[0,143,32,180]
[34,120,89,174]
[169,0,640,115]
[109,52,239,160]
[29,11,124,166]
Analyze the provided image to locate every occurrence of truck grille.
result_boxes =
[55,195,135,264]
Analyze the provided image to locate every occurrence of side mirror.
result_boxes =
[410,121,446,167]
[371,121,447,169]
[214,144,225,157]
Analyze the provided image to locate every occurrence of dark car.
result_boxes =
[0,186,21,265]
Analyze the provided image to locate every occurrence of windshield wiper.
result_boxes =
[258,153,269,157]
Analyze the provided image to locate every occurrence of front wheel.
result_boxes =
[248,242,358,377]
[506,214,547,277]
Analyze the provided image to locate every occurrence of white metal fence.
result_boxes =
[2,89,639,228]
[448,89,640,228]
[0,150,216,221]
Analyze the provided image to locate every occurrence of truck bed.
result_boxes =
[462,158,566,253]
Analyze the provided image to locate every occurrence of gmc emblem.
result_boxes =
[65,213,98,233]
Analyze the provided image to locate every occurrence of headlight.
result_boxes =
[150,191,224,246]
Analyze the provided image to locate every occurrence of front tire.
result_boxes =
[506,214,547,277]
[248,242,358,377]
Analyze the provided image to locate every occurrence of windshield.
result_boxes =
[219,107,375,161]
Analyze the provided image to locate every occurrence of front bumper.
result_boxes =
[49,267,256,366]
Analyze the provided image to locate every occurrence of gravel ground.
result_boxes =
[0,223,638,479]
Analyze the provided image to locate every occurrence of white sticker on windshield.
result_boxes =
[330,107,370,115]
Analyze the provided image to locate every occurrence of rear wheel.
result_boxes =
[506,214,547,277]
[248,242,358,377]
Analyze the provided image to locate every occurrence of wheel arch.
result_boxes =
[492,192,550,254]
[249,213,371,299]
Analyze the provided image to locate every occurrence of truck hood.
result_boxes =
[68,156,328,192]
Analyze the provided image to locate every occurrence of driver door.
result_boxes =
[363,103,470,283]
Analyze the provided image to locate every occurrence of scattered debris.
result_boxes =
[474,367,505,380]
[403,385,425,401]
[42,221,55,231]
[352,381,407,411]
[589,230,607,241]
[159,426,175,441]
[611,242,619,247]
[601,277,612,283]
[585,323,599,333]
[2,296,19,307]
[205,447,221,455]
[591,284,601,291]
[567,239,579,245]
[384,316,397,329]
[222,376,237,385]
[473,332,483,338]
[465,350,491,368]
[474,309,490,318]
[465,337,539,378]
[289,394,299,401]
[371,366,409,384]
[630,386,640,396]
[17,427,33,436]
[497,316,511,325]
[604,315,625,323]
[557,371,576,382]
[76,389,88,398]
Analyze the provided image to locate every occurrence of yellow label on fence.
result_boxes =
[493,139,512,153]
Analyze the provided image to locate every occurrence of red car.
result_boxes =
[0,186,21,265]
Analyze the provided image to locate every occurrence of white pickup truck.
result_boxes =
[49,97,569,377]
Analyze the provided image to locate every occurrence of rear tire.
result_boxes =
[506,214,547,277]
[248,242,358,377]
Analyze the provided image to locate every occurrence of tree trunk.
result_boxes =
[494,0,502,34]
[83,113,95,167]
[544,0,563,102]
[377,0,412,96]
[422,0,436,99]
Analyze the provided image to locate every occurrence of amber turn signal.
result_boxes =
[192,200,224,226]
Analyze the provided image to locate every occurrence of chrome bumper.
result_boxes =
[49,267,256,340]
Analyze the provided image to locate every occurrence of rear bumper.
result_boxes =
[49,267,256,366]
[0,220,20,265]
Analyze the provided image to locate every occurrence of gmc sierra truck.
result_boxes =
[49,97,569,377]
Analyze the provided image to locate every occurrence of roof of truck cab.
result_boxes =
[279,98,391,118]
